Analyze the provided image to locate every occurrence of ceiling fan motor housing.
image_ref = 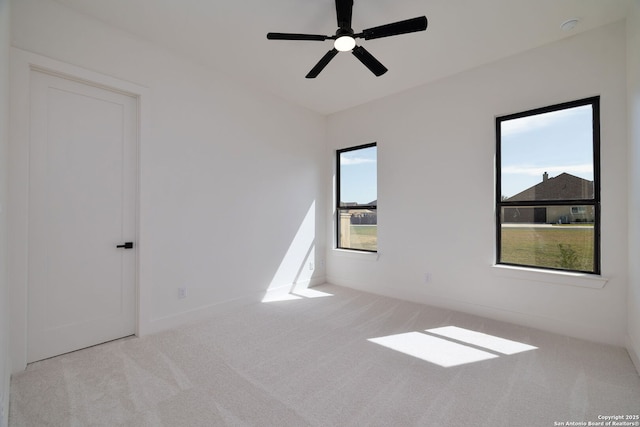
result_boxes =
[336,27,354,38]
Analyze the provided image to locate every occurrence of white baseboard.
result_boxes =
[326,275,624,347]
[626,334,640,376]
[145,277,326,335]
[145,293,258,335]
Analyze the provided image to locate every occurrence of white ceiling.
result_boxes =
[52,0,633,115]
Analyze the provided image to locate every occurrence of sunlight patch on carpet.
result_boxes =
[426,326,537,355]
[368,331,498,367]
[292,288,334,298]
[368,326,537,367]
[262,287,333,303]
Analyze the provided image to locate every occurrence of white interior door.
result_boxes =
[27,70,137,363]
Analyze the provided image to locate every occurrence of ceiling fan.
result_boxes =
[266,0,428,78]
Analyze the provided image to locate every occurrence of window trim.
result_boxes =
[495,96,601,274]
[336,142,377,253]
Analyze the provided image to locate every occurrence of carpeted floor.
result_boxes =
[9,284,640,426]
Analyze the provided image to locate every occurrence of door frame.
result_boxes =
[9,48,151,372]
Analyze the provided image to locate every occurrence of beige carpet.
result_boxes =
[9,284,640,426]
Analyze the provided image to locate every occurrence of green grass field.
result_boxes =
[349,225,377,251]
[501,226,594,272]
[345,224,594,271]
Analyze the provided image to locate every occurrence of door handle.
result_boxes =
[116,242,134,249]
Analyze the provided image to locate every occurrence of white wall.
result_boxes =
[7,0,636,379]
[0,1,10,423]
[327,22,629,346]
[9,0,326,371]
[627,1,640,372]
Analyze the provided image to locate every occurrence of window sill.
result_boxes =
[491,264,608,289]
[332,248,379,261]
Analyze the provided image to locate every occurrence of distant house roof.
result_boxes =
[341,199,377,207]
[506,172,593,201]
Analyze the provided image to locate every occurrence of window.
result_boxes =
[337,143,377,252]
[496,97,600,274]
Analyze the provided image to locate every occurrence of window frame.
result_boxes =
[495,96,601,274]
[336,142,378,253]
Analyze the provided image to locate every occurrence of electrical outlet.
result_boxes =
[424,273,432,284]
[178,287,187,299]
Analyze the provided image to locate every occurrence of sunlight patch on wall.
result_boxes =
[368,326,537,367]
[262,201,325,303]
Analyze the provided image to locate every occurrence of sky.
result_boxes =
[339,145,377,205]
[500,104,594,199]
[338,103,594,204]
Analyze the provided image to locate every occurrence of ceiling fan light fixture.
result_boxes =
[334,35,356,52]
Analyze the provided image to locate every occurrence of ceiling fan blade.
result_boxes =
[306,48,339,78]
[267,33,329,41]
[352,46,388,77]
[335,0,354,30]
[361,16,428,40]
